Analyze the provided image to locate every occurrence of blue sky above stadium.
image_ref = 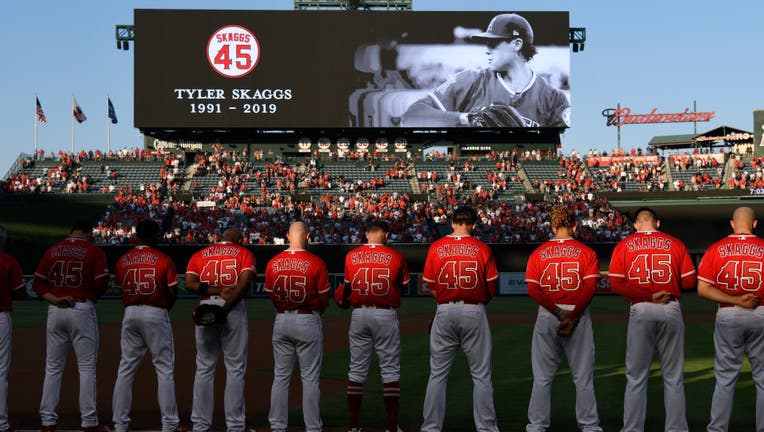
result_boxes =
[1,0,761,176]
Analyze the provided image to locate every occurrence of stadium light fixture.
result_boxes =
[569,27,586,53]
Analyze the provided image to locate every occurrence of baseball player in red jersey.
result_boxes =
[264,221,330,432]
[335,220,410,432]
[33,220,110,432]
[185,228,255,432]
[608,207,696,432]
[420,207,499,432]
[696,207,763,432]
[525,205,602,432]
[112,220,186,432]
[402,13,570,128]
[0,225,27,432]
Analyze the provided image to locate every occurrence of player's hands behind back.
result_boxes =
[736,293,760,309]
[651,291,673,304]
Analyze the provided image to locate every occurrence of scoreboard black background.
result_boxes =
[134,9,569,129]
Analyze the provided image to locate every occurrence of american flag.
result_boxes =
[36,97,47,125]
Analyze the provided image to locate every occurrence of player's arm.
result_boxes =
[678,246,697,291]
[422,250,438,298]
[10,258,27,300]
[402,100,464,127]
[402,71,474,127]
[607,246,653,302]
[184,274,223,295]
[32,254,72,307]
[526,280,562,317]
[184,256,222,296]
[93,250,110,298]
[697,279,759,308]
[570,253,600,319]
[165,258,179,310]
[525,256,562,317]
[485,250,499,302]
[316,260,331,312]
[545,88,571,128]
[222,255,256,312]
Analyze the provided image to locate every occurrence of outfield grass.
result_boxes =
[10,295,757,431]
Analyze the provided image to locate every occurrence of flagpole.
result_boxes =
[107,94,111,154]
[34,95,38,161]
[71,95,75,154]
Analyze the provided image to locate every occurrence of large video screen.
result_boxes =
[135,10,570,129]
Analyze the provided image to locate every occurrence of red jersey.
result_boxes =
[186,242,256,295]
[33,237,109,301]
[608,230,696,304]
[698,234,764,305]
[264,249,330,312]
[422,235,498,304]
[0,251,25,312]
[525,238,599,319]
[115,245,178,309]
[343,243,410,308]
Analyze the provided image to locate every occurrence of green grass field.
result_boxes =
[9,295,759,431]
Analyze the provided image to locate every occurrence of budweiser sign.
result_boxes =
[602,107,715,127]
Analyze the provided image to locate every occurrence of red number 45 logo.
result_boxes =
[207,25,261,78]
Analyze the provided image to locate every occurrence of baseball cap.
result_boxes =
[471,13,534,45]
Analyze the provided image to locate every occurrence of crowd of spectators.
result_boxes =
[728,157,764,190]
[590,158,668,192]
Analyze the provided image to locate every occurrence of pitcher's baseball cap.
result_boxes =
[471,13,534,45]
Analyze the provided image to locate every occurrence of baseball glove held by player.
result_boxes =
[467,103,525,127]
[192,304,226,327]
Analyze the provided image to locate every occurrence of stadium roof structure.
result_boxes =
[648,126,753,150]
[647,133,696,149]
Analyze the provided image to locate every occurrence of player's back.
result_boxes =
[423,234,498,304]
[699,234,764,298]
[188,241,255,289]
[34,237,108,300]
[265,249,329,312]
[115,245,177,308]
[527,237,599,303]
[345,243,410,308]
[610,230,694,298]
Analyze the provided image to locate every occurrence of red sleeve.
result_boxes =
[33,251,52,297]
[240,249,256,275]
[263,257,275,292]
[164,255,178,308]
[398,256,411,288]
[316,258,330,311]
[165,256,178,288]
[422,245,438,284]
[527,280,559,315]
[525,252,559,314]
[186,253,201,276]
[9,256,25,291]
[678,244,697,291]
[92,249,109,297]
[484,246,499,283]
[571,250,599,319]
[343,253,353,284]
[316,258,330,294]
[697,249,717,285]
[608,243,653,303]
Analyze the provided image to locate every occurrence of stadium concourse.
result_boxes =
[3,144,760,246]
